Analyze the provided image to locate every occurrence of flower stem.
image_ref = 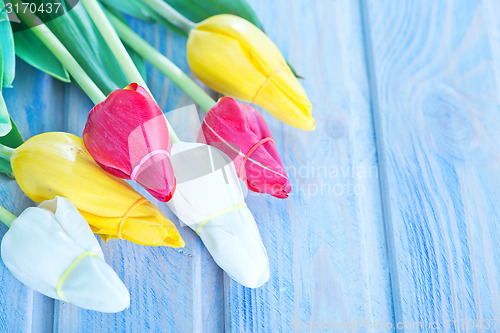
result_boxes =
[80,0,148,92]
[0,204,16,228]
[140,0,196,34]
[12,0,106,104]
[81,0,180,143]
[0,143,14,161]
[108,12,216,113]
[0,143,14,177]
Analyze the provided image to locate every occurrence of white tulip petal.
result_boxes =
[1,207,82,299]
[197,206,270,288]
[39,197,104,259]
[168,142,270,288]
[1,198,130,312]
[59,254,130,313]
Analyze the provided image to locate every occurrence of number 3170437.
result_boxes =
[5,2,62,15]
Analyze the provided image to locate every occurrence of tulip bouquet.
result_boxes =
[0,0,313,312]
[107,13,294,198]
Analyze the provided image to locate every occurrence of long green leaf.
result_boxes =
[45,2,130,94]
[14,29,71,82]
[0,0,15,86]
[100,0,156,22]
[0,157,11,176]
[0,43,13,136]
[0,118,21,177]
[165,0,262,29]
[0,118,23,148]
[101,0,262,35]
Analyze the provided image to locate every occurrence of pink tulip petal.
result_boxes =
[83,83,176,202]
[199,97,291,198]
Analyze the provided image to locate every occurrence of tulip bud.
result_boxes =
[11,132,184,248]
[167,141,269,288]
[198,97,291,198]
[83,83,176,202]
[1,197,130,312]
[187,14,314,130]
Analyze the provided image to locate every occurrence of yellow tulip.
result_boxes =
[187,14,315,130]
[11,132,184,248]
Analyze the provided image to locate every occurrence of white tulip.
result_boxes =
[1,196,130,313]
[167,142,270,288]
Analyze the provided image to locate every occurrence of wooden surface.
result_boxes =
[0,0,499,332]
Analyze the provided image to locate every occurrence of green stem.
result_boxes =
[0,204,16,228]
[81,0,180,143]
[140,0,196,34]
[108,12,216,113]
[81,0,148,91]
[12,0,106,104]
[0,143,14,177]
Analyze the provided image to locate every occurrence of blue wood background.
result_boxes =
[1,0,499,332]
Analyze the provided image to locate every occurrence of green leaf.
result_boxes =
[0,158,12,177]
[100,0,187,36]
[0,0,15,86]
[0,94,12,136]
[14,1,146,95]
[14,29,71,82]
[165,0,263,29]
[102,0,262,36]
[0,43,12,136]
[0,118,23,148]
[100,0,157,22]
[44,2,131,95]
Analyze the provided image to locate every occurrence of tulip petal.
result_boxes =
[1,207,77,300]
[84,85,176,202]
[39,196,104,260]
[199,97,291,198]
[1,204,130,312]
[167,141,270,287]
[59,254,130,312]
[187,15,315,130]
[197,206,269,288]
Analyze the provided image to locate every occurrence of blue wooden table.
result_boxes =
[1,0,500,332]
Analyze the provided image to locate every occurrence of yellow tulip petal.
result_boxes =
[187,14,315,130]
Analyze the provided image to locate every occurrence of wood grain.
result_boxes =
[224,0,394,332]
[363,0,500,330]
[3,0,499,332]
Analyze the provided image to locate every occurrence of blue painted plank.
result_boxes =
[363,0,500,329]
[224,0,394,332]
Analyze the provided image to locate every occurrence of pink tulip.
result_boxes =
[198,97,291,199]
[83,83,176,202]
